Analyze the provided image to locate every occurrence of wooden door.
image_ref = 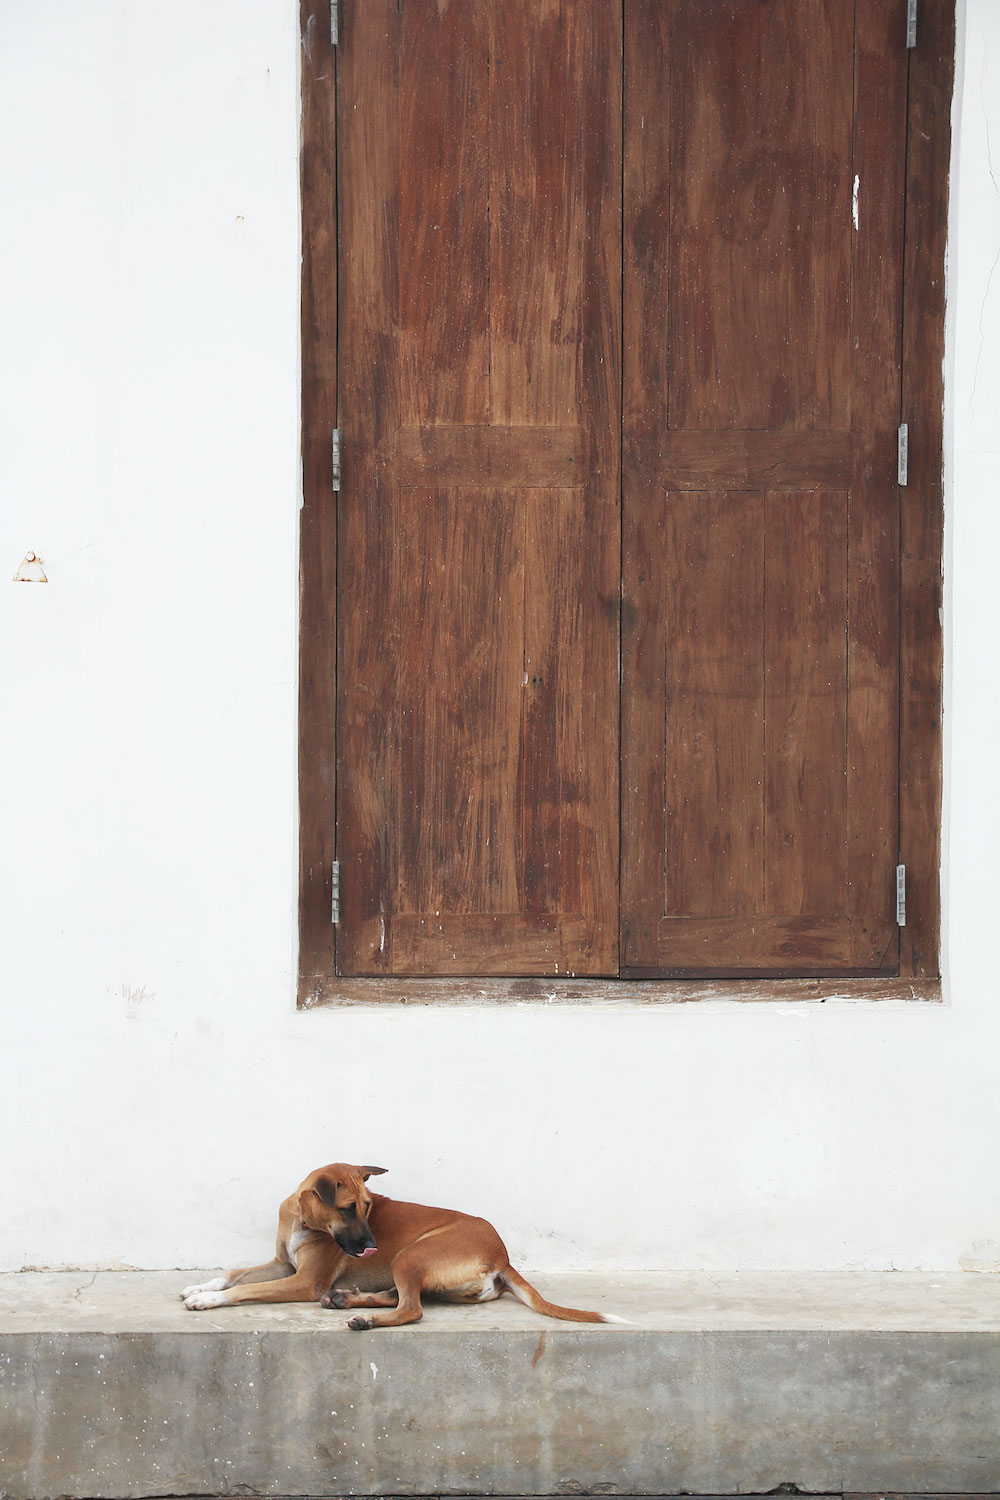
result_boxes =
[621,1,908,975]
[336,1,622,976]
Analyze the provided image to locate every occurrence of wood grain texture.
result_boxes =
[394,425,586,488]
[336,0,401,975]
[663,493,765,919]
[650,915,854,973]
[300,0,951,994]
[624,429,853,491]
[336,0,620,976]
[298,0,338,990]
[845,0,908,969]
[899,0,952,979]
[665,0,852,431]
[622,0,906,976]
[390,489,523,919]
[301,976,942,1010]
[388,913,594,976]
[620,0,670,969]
[764,493,848,916]
[398,0,490,428]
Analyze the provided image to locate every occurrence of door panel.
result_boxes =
[622,0,907,975]
[337,0,621,976]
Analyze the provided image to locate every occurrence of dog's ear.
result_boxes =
[359,1166,387,1181]
[312,1176,339,1207]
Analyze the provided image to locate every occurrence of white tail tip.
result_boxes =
[601,1312,634,1325]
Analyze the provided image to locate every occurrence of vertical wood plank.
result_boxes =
[666,0,852,431]
[337,0,620,976]
[398,0,490,427]
[846,0,908,968]
[391,489,523,920]
[521,490,594,923]
[764,493,848,915]
[622,0,911,976]
[298,0,338,996]
[337,0,401,974]
[664,493,765,918]
[623,0,670,434]
[621,0,669,967]
[489,0,621,966]
[308,0,950,988]
[899,0,953,978]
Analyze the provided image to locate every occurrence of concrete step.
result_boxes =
[2,1270,999,1498]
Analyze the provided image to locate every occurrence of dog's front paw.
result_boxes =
[184,1290,229,1310]
[180,1276,228,1301]
[321,1289,349,1309]
[347,1315,373,1331]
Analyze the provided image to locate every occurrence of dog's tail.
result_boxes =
[499,1266,627,1324]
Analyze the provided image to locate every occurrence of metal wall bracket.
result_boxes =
[332,428,341,492]
[332,860,341,925]
[906,0,918,48]
[897,423,909,486]
[896,864,906,927]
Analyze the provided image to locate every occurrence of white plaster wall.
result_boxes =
[1,0,997,1276]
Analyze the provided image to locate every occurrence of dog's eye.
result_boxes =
[341,1203,356,1218]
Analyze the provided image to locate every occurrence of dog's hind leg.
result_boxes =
[345,1252,425,1330]
[321,1286,399,1310]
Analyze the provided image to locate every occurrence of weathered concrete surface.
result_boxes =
[1,1271,999,1498]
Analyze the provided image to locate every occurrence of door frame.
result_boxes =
[296,0,952,1008]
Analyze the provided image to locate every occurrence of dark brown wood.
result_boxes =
[663,493,765,919]
[622,0,907,976]
[844,0,909,970]
[299,0,952,997]
[620,0,671,972]
[300,975,943,1009]
[765,495,848,918]
[297,0,338,995]
[624,429,853,491]
[394,425,587,488]
[336,0,621,977]
[651,915,854,971]
[665,0,853,433]
[899,0,953,979]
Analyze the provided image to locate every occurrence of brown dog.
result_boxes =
[181,1162,620,1330]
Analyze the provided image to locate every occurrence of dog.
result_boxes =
[181,1162,621,1330]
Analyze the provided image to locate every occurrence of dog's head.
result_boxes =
[296,1163,387,1258]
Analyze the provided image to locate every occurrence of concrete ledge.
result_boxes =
[2,1271,999,1497]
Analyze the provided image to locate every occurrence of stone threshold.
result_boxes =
[2,1271,998,1499]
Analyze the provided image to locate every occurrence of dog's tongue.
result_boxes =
[359,1247,377,1257]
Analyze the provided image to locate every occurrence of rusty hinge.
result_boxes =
[896,864,906,927]
[906,0,917,48]
[331,860,341,925]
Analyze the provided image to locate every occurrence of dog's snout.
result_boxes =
[335,1228,377,1258]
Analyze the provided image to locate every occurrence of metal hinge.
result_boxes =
[331,0,339,45]
[896,864,906,927]
[906,0,917,48]
[332,428,341,491]
[897,423,909,486]
[331,860,341,925]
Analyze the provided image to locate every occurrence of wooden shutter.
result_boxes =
[337,1,621,976]
[621,1,908,975]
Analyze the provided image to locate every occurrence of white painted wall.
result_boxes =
[1,0,997,1277]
